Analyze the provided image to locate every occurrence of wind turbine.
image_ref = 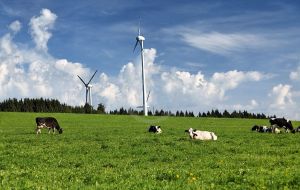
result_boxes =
[77,70,97,107]
[133,23,148,116]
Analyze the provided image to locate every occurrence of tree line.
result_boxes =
[0,98,275,119]
[0,98,105,114]
[109,107,272,119]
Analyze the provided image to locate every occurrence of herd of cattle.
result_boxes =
[35,117,300,140]
[252,117,300,134]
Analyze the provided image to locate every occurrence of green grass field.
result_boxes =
[0,112,300,189]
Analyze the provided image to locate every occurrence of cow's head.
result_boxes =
[185,128,194,133]
[58,128,63,134]
[156,126,162,133]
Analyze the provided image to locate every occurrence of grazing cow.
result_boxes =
[292,126,300,133]
[148,125,162,134]
[269,118,293,132]
[185,128,217,140]
[35,117,63,134]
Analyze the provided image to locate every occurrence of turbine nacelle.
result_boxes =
[136,35,145,41]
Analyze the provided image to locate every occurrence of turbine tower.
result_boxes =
[77,70,97,107]
[134,24,148,116]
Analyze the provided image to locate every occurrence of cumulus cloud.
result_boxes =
[266,84,300,119]
[0,15,91,106]
[29,9,57,51]
[9,20,21,33]
[93,48,267,112]
[211,70,263,97]
[231,99,259,111]
[181,31,267,55]
[269,84,293,109]
[290,66,300,81]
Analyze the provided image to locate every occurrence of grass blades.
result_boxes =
[0,112,299,189]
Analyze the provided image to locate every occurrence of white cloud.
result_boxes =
[9,20,21,33]
[0,34,15,55]
[211,70,264,98]
[0,10,90,106]
[269,84,293,109]
[266,84,300,119]
[290,66,300,81]
[231,99,259,111]
[180,31,268,55]
[93,49,267,112]
[55,59,88,79]
[29,9,57,51]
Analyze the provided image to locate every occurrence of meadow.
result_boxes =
[0,112,299,189]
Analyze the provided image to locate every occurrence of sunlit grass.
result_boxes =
[0,112,299,189]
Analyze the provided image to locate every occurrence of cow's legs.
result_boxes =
[36,127,41,134]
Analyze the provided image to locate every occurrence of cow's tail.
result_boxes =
[211,132,217,140]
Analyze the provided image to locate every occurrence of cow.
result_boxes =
[252,125,260,131]
[185,128,217,140]
[35,117,63,134]
[148,125,162,134]
[251,125,272,133]
[292,126,300,133]
[269,118,293,132]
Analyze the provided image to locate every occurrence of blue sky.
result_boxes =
[1,0,300,119]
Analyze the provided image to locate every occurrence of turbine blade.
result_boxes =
[138,18,141,35]
[146,90,151,102]
[77,75,87,86]
[138,26,141,36]
[133,40,139,52]
[87,70,97,85]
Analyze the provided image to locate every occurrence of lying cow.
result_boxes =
[35,117,63,134]
[185,128,217,140]
[252,125,281,133]
[269,117,293,132]
[148,125,162,134]
[292,126,300,133]
[251,125,272,133]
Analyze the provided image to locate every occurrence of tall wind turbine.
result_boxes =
[77,70,97,107]
[133,23,148,116]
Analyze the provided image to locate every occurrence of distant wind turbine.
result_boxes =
[133,22,148,116]
[77,70,97,107]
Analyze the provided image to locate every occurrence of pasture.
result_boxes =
[0,112,300,189]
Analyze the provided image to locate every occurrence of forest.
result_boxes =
[0,98,273,119]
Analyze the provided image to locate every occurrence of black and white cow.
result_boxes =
[251,125,260,131]
[251,125,272,133]
[269,118,293,132]
[35,117,63,134]
[148,125,162,134]
[292,126,300,133]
